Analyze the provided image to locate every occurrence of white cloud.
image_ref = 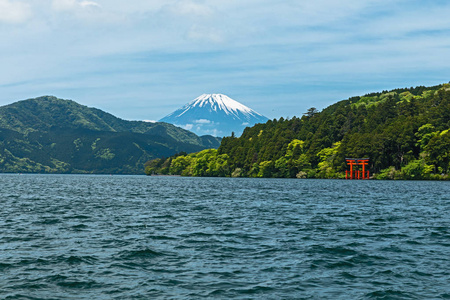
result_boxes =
[0,0,32,24]
[197,127,219,136]
[52,0,101,12]
[80,1,100,8]
[194,119,211,124]
[2,0,450,121]
[156,1,223,43]
[168,1,213,17]
[183,124,194,130]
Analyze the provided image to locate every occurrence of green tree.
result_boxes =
[399,159,433,179]
[257,160,274,178]
[316,142,341,178]
[192,149,217,176]
[425,130,450,174]
[170,155,192,175]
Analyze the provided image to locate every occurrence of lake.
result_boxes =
[1,175,449,299]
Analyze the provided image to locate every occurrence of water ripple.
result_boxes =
[0,175,449,299]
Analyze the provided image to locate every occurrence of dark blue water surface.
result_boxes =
[1,175,449,299]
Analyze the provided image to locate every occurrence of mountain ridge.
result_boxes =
[0,96,221,174]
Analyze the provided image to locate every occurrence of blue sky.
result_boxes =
[1,0,450,121]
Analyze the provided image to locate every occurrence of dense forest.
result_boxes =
[0,96,220,174]
[145,83,450,180]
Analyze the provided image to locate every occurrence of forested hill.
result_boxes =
[0,96,221,174]
[145,83,450,180]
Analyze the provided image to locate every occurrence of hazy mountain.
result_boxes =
[0,96,221,174]
[159,94,269,137]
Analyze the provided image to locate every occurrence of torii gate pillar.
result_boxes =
[345,158,370,179]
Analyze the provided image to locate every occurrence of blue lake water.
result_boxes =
[1,174,449,299]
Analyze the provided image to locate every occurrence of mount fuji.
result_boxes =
[159,94,269,137]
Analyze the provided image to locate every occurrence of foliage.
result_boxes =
[146,83,450,180]
[145,149,230,177]
[0,96,221,174]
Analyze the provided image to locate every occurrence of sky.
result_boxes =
[1,0,450,121]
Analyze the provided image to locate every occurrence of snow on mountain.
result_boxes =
[159,94,269,137]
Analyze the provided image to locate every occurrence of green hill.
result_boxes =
[0,96,221,174]
[145,83,450,180]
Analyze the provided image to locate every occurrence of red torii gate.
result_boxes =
[345,158,370,179]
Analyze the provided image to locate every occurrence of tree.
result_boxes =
[170,155,192,175]
[304,107,319,118]
[425,130,450,174]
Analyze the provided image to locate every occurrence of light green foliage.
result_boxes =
[285,139,304,158]
[148,149,232,177]
[399,159,433,180]
[316,142,341,178]
[274,139,310,177]
[425,129,450,174]
[295,154,311,170]
[274,157,288,177]
[95,148,115,160]
[354,96,379,108]
[399,91,414,102]
[50,159,70,173]
[249,163,259,178]
[415,124,438,150]
[91,138,101,150]
[170,155,193,175]
[146,83,450,180]
[375,166,397,180]
[192,149,216,176]
[257,160,274,178]
[73,138,83,149]
[380,92,397,101]
[207,153,230,177]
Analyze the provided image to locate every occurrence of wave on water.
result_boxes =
[1,175,449,299]
[118,248,166,260]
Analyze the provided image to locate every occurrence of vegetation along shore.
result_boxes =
[145,83,450,180]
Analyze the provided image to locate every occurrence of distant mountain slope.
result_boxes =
[160,94,269,137]
[0,96,220,145]
[0,96,221,174]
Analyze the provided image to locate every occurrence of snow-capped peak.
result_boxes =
[177,94,263,119]
[159,93,269,137]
